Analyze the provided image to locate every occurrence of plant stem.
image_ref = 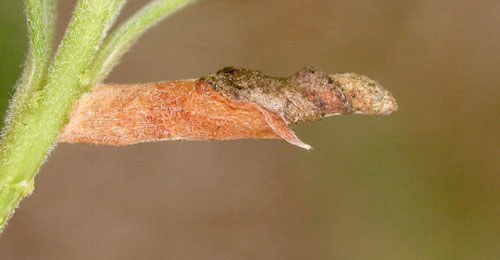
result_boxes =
[0,0,126,232]
[0,0,198,234]
[7,0,56,125]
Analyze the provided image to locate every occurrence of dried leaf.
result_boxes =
[59,67,398,149]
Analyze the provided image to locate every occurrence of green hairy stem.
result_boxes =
[0,0,197,233]
[86,0,197,87]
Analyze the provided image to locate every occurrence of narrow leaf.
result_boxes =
[85,0,198,88]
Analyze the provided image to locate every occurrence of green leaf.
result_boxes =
[86,0,198,87]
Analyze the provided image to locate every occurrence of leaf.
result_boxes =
[59,68,398,150]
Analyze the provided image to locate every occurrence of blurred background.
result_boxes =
[1,0,499,259]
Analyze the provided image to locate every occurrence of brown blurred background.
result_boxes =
[1,0,499,259]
